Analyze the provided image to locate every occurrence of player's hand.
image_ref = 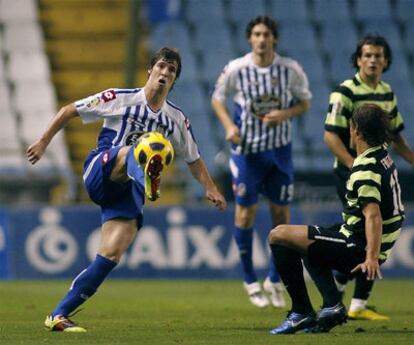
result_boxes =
[351,258,382,281]
[225,125,240,145]
[206,189,227,211]
[262,110,288,127]
[27,139,47,164]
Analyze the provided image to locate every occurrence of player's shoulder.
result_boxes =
[276,54,304,73]
[164,99,187,120]
[354,147,386,169]
[274,54,305,74]
[340,78,357,88]
[112,87,142,94]
[165,99,193,130]
[332,78,357,97]
[224,53,252,72]
[379,79,393,92]
[97,87,143,103]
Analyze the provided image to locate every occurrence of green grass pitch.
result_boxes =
[1,279,414,344]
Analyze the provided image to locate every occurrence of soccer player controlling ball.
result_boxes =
[27,47,226,332]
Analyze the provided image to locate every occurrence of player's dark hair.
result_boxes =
[150,47,182,80]
[245,16,278,40]
[351,34,392,72]
[351,104,391,147]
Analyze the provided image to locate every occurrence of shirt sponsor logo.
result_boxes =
[125,130,144,146]
[102,90,116,102]
[102,151,110,164]
[251,95,281,118]
[86,96,101,108]
[185,117,191,129]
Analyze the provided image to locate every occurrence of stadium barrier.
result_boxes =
[0,205,413,279]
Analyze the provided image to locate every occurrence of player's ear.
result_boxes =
[356,57,361,69]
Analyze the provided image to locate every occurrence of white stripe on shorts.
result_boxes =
[83,153,103,182]
[314,235,346,244]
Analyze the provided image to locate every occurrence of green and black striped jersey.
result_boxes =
[339,146,404,260]
[324,73,405,171]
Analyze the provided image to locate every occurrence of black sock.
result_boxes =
[303,257,341,308]
[334,270,351,285]
[354,272,374,300]
[270,244,314,315]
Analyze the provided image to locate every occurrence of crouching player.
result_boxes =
[27,47,226,332]
[268,104,404,334]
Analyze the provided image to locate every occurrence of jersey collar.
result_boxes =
[142,89,163,117]
[355,73,384,92]
[354,145,383,165]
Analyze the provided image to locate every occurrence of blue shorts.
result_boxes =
[229,144,293,206]
[83,147,144,226]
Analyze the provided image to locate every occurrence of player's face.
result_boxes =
[357,45,388,81]
[148,58,178,92]
[248,23,276,56]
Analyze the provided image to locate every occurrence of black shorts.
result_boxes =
[307,225,366,274]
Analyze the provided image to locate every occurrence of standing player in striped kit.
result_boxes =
[324,34,414,320]
[211,16,311,308]
[27,47,226,332]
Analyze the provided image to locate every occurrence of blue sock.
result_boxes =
[268,254,280,283]
[52,255,117,317]
[126,146,144,184]
[233,227,257,284]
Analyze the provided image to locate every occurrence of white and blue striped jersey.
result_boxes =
[75,88,200,163]
[212,52,311,154]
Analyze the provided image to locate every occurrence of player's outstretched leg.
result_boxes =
[144,153,163,201]
[45,254,117,332]
[126,146,163,201]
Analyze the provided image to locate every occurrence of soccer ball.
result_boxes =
[133,132,174,169]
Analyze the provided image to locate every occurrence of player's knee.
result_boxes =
[235,211,254,228]
[236,207,255,229]
[270,205,290,225]
[268,225,289,244]
[98,249,123,264]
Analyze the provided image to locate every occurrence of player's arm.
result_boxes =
[262,98,310,127]
[324,131,354,170]
[27,103,79,164]
[187,158,226,211]
[391,133,414,167]
[351,202,383,280]
[211,97,240,145]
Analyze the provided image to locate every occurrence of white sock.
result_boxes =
[349,298,367,312]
